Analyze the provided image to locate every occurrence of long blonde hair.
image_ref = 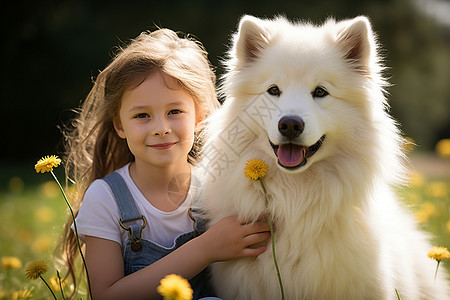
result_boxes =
[59,28,219,294]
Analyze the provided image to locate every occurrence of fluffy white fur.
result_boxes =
[196,15,450,299]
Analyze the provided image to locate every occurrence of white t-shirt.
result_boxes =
[74,163,196,249]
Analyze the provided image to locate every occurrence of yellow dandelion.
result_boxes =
[428,246,450,280]
[426,181,448,198]
[49,275,60,291]
[244,159,269,181]
[32,235,52,254]
[436,138,450,158]
[414,201,436,223]
[428,246,450,262]
[243,158,285,299]
[34,155,61,173]
[157,274,193,300]
[25,261,57,299]
[34,154,93,299]
[1,256,23,270]
[12,289,33,300]
[49,274,65,292]
[35,206,55,223]
[408,172,425,188]
[40,181,60,198]
[25,260,49,280]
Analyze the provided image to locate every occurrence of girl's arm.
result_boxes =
[85,216,270,300]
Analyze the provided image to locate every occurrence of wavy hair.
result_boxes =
[59,29,219,296]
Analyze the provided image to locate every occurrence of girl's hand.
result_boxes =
[199,216,271,262]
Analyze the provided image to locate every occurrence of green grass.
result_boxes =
[399,177,450,248]
[0,155,449,299]
[0,176,69,299]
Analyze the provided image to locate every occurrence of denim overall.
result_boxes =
[103,172,216,299]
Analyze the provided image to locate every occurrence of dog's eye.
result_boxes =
[267,85,281,96]
[312,86,328,98]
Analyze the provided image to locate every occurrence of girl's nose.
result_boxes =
[153,117,171,136]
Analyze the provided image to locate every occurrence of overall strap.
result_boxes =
[103,171,146,251]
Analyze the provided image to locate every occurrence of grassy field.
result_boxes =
[0,149,449,299]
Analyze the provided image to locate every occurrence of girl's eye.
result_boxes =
[168,109,182,115]
[267,85,281,96]
[312,86,329,98]
[134,113,149,119]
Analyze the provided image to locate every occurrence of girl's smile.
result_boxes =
[148,142,177,150]
[114,70,198,169]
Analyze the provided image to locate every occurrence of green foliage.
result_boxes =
[0,182,69,299]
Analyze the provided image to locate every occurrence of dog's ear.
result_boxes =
[336,16,376,73]
[234,15,270,63]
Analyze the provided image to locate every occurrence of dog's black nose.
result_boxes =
[278,115,304,139]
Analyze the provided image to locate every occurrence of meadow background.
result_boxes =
[1,0,449,298]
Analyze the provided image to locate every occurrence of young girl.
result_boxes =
[60,29,270,299]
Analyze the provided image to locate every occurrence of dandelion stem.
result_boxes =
[259,179,285,300]
[51,171,92,299]
[40,275,57,300]
[434,261,440,281]
[395,288,401,300]
[57,270,66,300]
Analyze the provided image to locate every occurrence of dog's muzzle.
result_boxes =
[270,115,325,169]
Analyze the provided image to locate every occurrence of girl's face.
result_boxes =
[114,71,199,169]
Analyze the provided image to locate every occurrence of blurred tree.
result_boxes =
[371,0,450,149]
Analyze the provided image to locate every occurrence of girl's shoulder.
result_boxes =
[76,176,123,244]
[82,178,118,213]
[85,163,131,198]
[82,164,130,206]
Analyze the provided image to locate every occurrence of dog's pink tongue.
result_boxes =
[277,144,305,167]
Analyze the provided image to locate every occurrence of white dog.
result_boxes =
[196,15,450,299]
